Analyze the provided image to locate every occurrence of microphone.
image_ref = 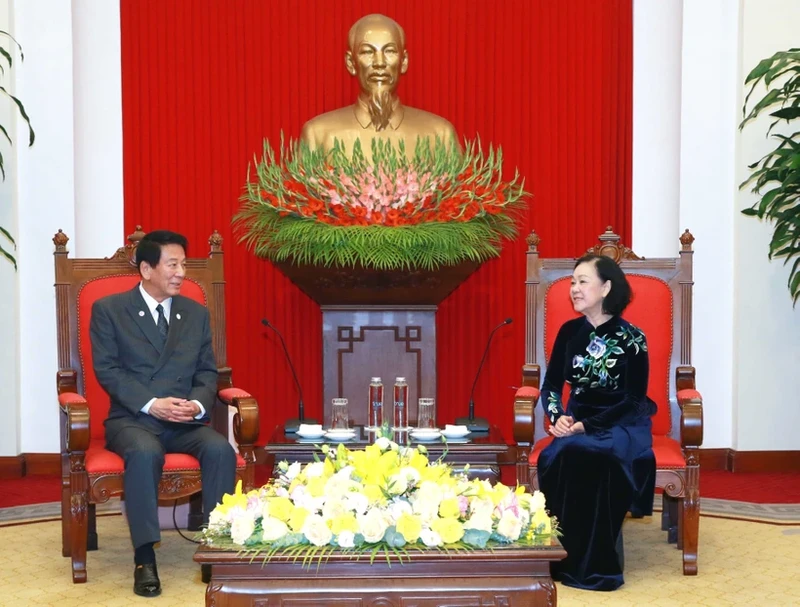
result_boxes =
[456,318,513,433]
[261,318,317,433]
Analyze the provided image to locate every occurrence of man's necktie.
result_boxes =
[155,304,169,342]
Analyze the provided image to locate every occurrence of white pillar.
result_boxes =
[72,0,124,257]
[0,0,21,456]
[631,0,682,257]
[15,0,76,453]
[678,0,739,449]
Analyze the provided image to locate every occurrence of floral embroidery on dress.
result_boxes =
[570,324,646,393]
[547,392,562,424]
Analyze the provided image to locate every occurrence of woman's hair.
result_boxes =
[573,254,632,315]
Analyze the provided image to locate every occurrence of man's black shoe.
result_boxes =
[133,563,161,597]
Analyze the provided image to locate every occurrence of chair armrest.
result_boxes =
[218,388,260,446]
[513,386,540,446]
[58,392,91,452]
[676,366,703,449]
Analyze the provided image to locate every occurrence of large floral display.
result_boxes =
[234,138,529,271]
[202,438,556,561]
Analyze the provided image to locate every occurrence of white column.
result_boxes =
[15,0,76,453]
[0,0,21,456]
[678,0,739,449]
[72,0,124,257]
[631,0,682,257]
[733,0,800,451]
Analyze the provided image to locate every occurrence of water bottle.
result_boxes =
[367,377,384,430]
[393,377,409,430]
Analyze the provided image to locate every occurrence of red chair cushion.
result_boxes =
[543,274,673,436]
[528,435,685,470]
[77,276,207,441]
[85,440,247,474]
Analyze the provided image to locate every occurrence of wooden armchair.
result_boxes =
[512,227,703,575]
[55,226,260,583]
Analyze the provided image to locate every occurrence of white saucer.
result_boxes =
[296,429,325,439]
[410,429,442,441]
[441,425,471,439]
[324,429,356,442]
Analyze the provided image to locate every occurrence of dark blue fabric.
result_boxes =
[537,316,656,591]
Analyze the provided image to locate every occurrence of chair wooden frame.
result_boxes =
[55,226,260,583]
[512,227,703,575]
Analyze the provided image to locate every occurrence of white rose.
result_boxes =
[322,496,348,522]
[337,530,355,548]
[261,516,289,542]
[530,490,546,513]
[302,514,333,547]
[357,509,389,543]
[334,465,355,481]
[374,437,392,450]
[304,461,325,478]
[496,510,523,541]
[344,491,369,515]
[387,473,408,496]
[387,498,413,524]
[207,509,229,532]
[285,461,302,480]
[463,511,493,534]
[420,528,442,547]
[230,515,256,545]
[469,496,495,520]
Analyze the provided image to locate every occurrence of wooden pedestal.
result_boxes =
[195,541,566,606]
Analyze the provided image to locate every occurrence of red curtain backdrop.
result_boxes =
[120,0,632,444]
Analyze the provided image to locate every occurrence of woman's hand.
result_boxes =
[569,421,585,435]
[549,415,574,438]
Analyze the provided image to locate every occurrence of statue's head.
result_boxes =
[346,14,408,98]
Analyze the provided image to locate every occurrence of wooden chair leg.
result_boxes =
[187,493,203,531]
[69,474,89,583]
[61,472,71,558]
[87,503,98,551]
[682,468,700,575]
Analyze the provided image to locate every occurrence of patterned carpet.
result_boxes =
[1,502,799,606]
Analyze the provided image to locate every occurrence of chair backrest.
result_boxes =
[522,227,695,440]
[54,226,229,442]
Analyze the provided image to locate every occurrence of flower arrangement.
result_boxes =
[203,438,556,563]
[234,137,529,270]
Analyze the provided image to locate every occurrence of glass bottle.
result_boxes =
[367,377,384,431]
[393,377,409,430]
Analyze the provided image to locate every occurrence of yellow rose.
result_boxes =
[266,496,293,522]
[438,497,461,519]
[306,476,327,498]
[323,457,336,478]
[431,517,465,544]
[531,508,552,534]
[288,506,310,532]
[329,512,359,535]
[409,451,429,472]
[396,513,422,543]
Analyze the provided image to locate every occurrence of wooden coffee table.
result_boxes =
[195,538,566,606]
[265,424,509,483]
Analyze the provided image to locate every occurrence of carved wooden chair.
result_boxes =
[55,226,260,583]
[512,227,703,575]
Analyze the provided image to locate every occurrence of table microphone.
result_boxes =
[261,318,317,433]
[456,317,513,433]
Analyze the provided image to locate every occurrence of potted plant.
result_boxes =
[0,30,35,269]
[740,48,800,304]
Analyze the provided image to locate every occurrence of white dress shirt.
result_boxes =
[138,283,206,419]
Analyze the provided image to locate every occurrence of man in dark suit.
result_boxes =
[90,230,236,597]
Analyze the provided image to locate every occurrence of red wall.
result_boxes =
[120,0,632,443]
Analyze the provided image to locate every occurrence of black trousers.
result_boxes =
[107,423,237,550]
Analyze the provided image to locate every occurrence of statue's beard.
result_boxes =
[367,88,395,132]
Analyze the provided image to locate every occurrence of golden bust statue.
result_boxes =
[300,14,459,162]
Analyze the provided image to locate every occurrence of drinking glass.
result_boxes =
[417,398,436,429]
[331,398,350,430]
